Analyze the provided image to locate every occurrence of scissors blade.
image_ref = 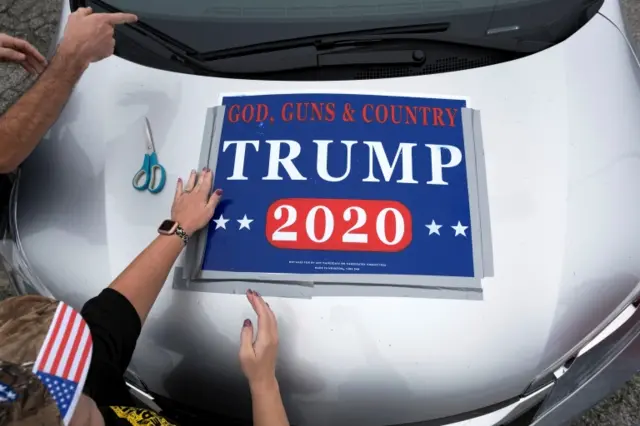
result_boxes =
[144,117,156,153]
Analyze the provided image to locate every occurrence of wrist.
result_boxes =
[53,42,90,74]
[179,225,196,237]
[173,219,197,237]
[158,219,189,245]
[249,377,279,396]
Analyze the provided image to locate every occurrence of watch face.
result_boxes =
[158,220,177,233]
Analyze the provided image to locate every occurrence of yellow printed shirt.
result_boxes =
[99,406,178,426]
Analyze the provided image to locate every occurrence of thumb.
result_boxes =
[239,319,255,359]
[0,48,25,62]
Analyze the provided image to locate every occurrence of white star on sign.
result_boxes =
[213,214,229,230]
[425,220,442,235]
[452,221,468,237]
[238,214,254,230]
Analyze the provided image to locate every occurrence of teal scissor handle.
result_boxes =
[132,152,166,193]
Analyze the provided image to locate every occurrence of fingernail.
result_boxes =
[177,177,182,182]
[243,319,251,327]
[246,289,252,295]
[205,167,211,172]
[255,291,261,297]
[191,169,196,174]
[215,189,223,195]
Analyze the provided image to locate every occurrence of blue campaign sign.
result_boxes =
[202,93,476,278]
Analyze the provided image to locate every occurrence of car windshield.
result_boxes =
[96,0,597,53]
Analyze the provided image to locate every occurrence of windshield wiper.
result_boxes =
[88,0,443,74]
[197,43,430,74]
[194,23,449,62]
[191,23,451,73]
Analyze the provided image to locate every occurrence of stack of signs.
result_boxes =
[180,93,493,299]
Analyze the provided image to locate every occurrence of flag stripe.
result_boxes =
[62,314,85,379]
[33,303,65,373]
[57,311,81,377]
[73,330,92,383]
[68,324,90,382]
[52,308,76,375]
[64,345,92,424]
[44,304,72,373]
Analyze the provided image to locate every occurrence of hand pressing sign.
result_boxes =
[240,289,290,426]
[240,289,280,391]
[0,34,47,75]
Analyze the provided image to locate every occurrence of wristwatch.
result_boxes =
[158,219,189,245]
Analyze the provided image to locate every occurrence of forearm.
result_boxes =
[251,380,290,426]
[0,47,86,173]
[109,234,184,324]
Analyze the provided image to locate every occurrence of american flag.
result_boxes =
[32,302,93,425]
[0,382,17,402]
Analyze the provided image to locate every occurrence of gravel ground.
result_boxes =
[625,0,640,40]
[2,1,640,424]
[0,0,61,298]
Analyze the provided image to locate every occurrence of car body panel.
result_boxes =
[14,1,640,424]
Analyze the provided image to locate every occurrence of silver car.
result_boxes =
[4,0,640,424]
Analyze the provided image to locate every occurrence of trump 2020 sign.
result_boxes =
[199,93,491,284]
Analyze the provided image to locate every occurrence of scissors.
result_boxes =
[132,117,166,194]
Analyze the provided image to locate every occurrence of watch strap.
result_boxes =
[175,225,189,245]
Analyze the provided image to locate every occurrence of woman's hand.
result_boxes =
[0,33,47,74]
[240,290,290,426]
[240,290,280,392]
[171,168,222,235]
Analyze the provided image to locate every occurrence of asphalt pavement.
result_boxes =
[1,1,640,424]
[624,0,640,43]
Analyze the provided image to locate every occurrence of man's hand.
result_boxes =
[240,290,280,393]
[57,7,137,69]
[0,34,47,74]
[0,8,137,174]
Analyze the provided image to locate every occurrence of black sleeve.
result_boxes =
[80,288,142,406]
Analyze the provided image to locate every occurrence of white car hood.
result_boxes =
[15,3,640,425]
